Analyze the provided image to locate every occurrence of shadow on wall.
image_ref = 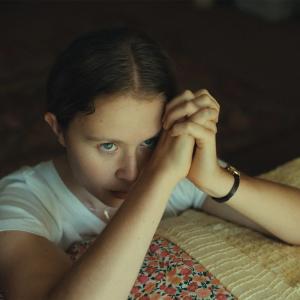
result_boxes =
[193,0,300,22]
[0,2,300,177]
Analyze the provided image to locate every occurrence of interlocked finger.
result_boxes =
[163,90,195,121]
[169,121,213,141]
[163,100,198,130]
[189,107,219,124]
[203,120,218,134]
[164,104,219,130]
[163,89,220,128]
[193,89,220,111]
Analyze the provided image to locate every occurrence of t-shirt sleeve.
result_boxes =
[0,178,60,243]
[163,158,228,218]
[164,177,207,218]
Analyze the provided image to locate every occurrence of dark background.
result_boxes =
[0,0,300,178]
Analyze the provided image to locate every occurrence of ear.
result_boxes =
[44,112,66,147]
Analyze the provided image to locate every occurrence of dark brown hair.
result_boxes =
[46,26,179,129]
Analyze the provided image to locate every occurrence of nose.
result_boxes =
[116,153,141,183]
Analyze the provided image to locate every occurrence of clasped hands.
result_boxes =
[161,89,223,191]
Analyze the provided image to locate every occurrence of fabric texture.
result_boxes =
[66,234,236,300]
[156,158,300,300]
[156,209,300,300]
[0,160,206,250]
[1,158,300,299]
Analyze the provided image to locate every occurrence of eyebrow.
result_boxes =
[85,129,162,144]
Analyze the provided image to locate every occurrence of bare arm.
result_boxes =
[1,90,196,300]
[47,93,196,300]
[48,167,176,300]
[161,88,300,245]
[0,167,177,300]
[201,195,274,237]
[198,169,300,245]
[0,231,73,300]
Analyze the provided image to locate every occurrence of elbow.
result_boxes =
[277,234,300,246]
[265,229,300,246]
[284,238,300,246]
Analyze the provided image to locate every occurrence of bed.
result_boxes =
[1,158,300,299]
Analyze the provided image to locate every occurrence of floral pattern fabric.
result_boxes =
[67,234,236,299]
[0,234,236,299]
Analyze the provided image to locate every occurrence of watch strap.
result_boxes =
[211,165,240,203]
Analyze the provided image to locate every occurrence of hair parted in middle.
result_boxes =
[46,25,180,130]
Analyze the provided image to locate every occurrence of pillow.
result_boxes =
[67,234,235,299]
[2,158,300,300]
[257,157,300,188]
[156,157,300,300]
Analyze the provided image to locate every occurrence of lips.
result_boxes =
[111,191,129,198]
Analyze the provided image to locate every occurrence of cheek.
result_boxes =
[66,138,155,188]
[66,143,114,189]
[139,151,152,169]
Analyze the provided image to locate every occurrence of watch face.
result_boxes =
[226,165,240,176]
[212,165,240,203]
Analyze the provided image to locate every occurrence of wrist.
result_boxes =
[201,166,236,198]
[140,164,179,189]
[211,165,240,202]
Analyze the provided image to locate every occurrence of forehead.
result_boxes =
[72,93,166,142]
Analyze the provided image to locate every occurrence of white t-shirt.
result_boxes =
[0,160,207,250]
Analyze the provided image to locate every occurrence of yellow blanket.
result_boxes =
[156,158,300,300]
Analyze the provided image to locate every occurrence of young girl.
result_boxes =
[0,26,300,300]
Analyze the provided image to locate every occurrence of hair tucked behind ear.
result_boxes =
[46,26,180,130]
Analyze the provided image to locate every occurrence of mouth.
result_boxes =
[110,191,129,199]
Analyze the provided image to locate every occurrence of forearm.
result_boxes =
[229,175,300,244]
[202,168,300,245]
[47,168,176,300]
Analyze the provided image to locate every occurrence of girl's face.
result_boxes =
[61,92,165,206]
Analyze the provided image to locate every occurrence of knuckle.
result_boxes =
[172,121,180,129]
[189,114,198,122]
[184,100,193,111]
[197,95,210,105]
[195,88,208,96]
[212,108,219,116]
[184,89,194,98]
[202,108,211,116]
[186,122,193,130]
[175,121,188,131]
[211,123,218,132]
[202,95,211,103]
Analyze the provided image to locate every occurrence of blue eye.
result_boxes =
[99,138,158,154]
[99,143,117,153]
[142,138,158,149]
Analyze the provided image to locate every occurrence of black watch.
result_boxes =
[211,164,240,203]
